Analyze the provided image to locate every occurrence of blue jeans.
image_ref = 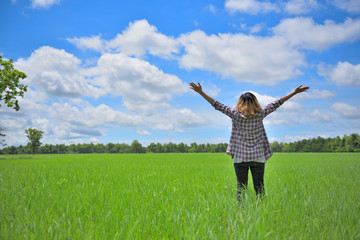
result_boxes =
[234,162,265,201]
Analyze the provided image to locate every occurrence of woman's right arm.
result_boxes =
[189,82,214,105]
[190,82,239,119]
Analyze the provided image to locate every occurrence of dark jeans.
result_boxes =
[234,162,265,201]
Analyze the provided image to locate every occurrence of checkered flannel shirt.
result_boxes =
[212,98,284,162]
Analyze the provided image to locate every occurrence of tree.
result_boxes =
[0,55,27,111]
[25,128,44,154]
[178,142,186,153]
[131,140,145,153]
[0,127,6,147]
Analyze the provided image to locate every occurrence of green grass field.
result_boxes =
[1,153,359,239]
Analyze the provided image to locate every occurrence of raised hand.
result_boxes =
[189,82,214,104]
[281,85,310,102]
[190,82,203,93]
[293,85,310,94]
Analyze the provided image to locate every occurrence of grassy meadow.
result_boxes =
[0,153,359,239]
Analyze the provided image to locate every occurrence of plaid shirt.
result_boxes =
[212,99,284,162]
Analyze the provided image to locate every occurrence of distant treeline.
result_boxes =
[1,134,359,155]
[270,133,360,152]
[0,140,228,154]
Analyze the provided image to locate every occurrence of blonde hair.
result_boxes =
[235,92,262,117]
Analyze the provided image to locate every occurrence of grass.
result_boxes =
[0,153,359,239]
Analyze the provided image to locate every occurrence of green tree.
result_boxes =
[25,128,44,154]
[96,143,106,153]
[147,142,156,153]
[156,142,163,153]
[189,142,198,153]
[0,55,27,111]
[0,127,6,147]
[178,142,186,153]
[131,140,145,153]
[106,143,116,153]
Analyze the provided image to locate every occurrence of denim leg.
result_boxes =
[234,163,249,201]
[250,162,265,196]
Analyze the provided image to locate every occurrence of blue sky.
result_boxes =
[1,0,360,146]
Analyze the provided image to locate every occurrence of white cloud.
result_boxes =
[86,53,188,113]
[206,4,217,14]
[3,44,193,145]
[136,129,151,135]
[67,35,104,51]
[273,17,360,50]
[31,0,60,8]
[203,82,221,97]
[310,109,330,122]
[332,102,360,119]
[285,0,318,14]
[332,0,360,14]
[0,118,27,130]
[225,0,279,14]
[295,89,336,100]
[166,108,207,128]
[67,20,179,58]
[179,30,305,85]
[249,24,264,34]
[144,108,207,131]
[106,19,179,58]
[50,102,143,128]
[15,46,103,98]
[318,61,360,86]
[32,117,52,132]
[0,97,146,145]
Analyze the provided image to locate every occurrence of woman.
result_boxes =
[189,82,309,201]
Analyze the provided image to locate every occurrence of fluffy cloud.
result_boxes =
[68,20,306,85]
[0,93,207,145]
[310,109,330,122]
[145,108,207,131]
[3,44,197,145]
[166,108,207,128]
[136,128,151,135]
[86,53,188,113]
[294,89,337,100]
[318,61,360,86]
[15,46,103,98]
[31,0,60,8]
[284,0,318,14]
[67,35,104,51]
[273,17,360,50]
[179,30,305,85]
[225,0,279,14]
[67,20,179,58]
[332,102,360,119]
[225,0,358,15]
[332,0,360,14]
[107,20,179,58]
[50,102,143,128]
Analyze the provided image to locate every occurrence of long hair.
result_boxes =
[235,92,262,117]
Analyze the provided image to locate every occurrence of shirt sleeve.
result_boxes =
[261,99,284,117]
[212,100,241,119]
